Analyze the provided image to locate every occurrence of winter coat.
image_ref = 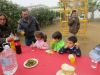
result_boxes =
[68,16,80,35]
[18,16,40,38]
[0,25,11,52]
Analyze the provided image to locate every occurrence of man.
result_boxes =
[68,10,80,36]
[18,9,40,46]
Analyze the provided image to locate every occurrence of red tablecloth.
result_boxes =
[0,45,100,75]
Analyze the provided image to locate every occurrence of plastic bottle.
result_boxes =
[7,33,16,51]
[91,59,98,68]
[0,43,18,75]
[68,54,75,65]
[14,35,22,54]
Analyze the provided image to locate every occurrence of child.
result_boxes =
[51,31,65,52]
[59,36,81,57]
[30,31,49,50]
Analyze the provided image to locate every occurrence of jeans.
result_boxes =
[25,36,36,46]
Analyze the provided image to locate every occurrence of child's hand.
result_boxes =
[37,46,42,49]
[30,44,33,48]
[52,49,57,52]
[64,45,68,48]
[75,42,79,49]
[75,42,79,46]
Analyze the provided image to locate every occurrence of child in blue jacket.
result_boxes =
[59,36,81,57]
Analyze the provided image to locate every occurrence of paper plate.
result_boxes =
[56,70,76,75]
[23,58,38,68]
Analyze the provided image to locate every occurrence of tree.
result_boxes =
[30,6,59,27]
[0,0,24,31]
[88,0,100,20]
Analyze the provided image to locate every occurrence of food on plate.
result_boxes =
[56,64,75,75]
[24,58,38,68]
[61,64,75,75]
[45,50,54,54]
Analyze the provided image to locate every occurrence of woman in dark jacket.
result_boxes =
[68,10,80,36]
[0,13,11,52]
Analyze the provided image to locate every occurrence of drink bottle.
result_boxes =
[14,36,22,54]
[68,54,75,65]
[7,33,16,51]
[0,43,18,75]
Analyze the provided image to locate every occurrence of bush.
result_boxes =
[0,0,24,31]
[30,7,60,27]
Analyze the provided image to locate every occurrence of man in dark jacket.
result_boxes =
[68,10,80,36]
[0,13,11,52]
[18,9,40,46]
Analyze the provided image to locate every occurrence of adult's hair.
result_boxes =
[21,8,29,12]
[52,31,62,40]
[34,31,47,42]
[20,8,29,18]
[0,13,8,26]
[71,10,77,16]
[68,36,77,43]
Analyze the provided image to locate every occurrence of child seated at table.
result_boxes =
[51,31,65,52]
[30,31,49,49]
[59,36,81,57]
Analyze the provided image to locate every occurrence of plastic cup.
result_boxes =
[91,59,98,68]
[20,31,25,35]
[68,54,75,65]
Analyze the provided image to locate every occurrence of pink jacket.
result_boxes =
[32,40,49,50]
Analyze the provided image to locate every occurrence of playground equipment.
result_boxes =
[59,0,88,36]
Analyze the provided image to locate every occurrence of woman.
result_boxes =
[68,10,80,36]
[0,13,11,52]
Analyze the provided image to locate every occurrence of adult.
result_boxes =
[0,13,11,52]
[68,10,80,36]
[18,9,40,46]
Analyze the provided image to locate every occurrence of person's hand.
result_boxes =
[75,42,79,49]
[6,37,13,42]
[72,18,75,21]
[37,46,42,49]
[64,45,68,48]
[30,44,33,48]
[20,31,25,35]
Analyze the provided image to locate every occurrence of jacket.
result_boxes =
[68,16,80,35]
[0,25,11,52]
[18,16,40,37]
[59,45,81,57]
[51,40,65,52]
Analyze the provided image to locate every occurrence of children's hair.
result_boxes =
[34,31,47,42]
[52,31,62,40]
[68,36,77,43]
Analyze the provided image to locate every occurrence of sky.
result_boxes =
[9,0,59,7]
